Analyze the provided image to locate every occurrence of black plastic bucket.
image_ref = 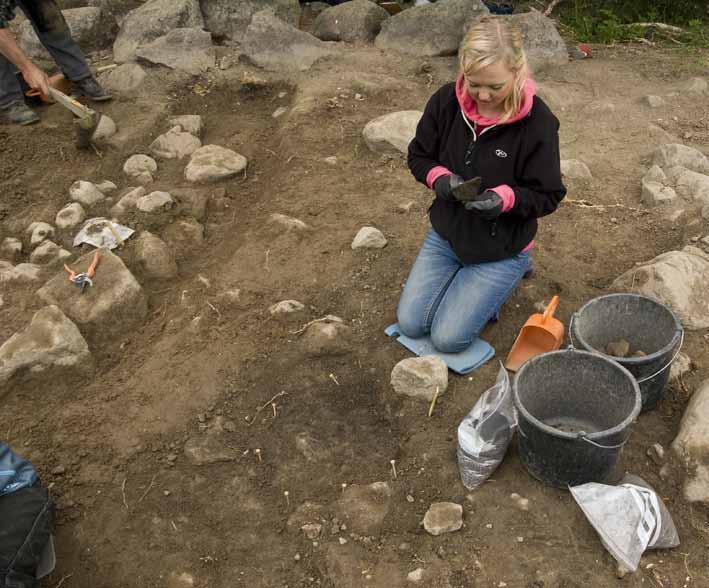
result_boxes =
[513,349,641,488]
[570,294,683,411]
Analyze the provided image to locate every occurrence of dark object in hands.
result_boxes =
[464,190,503,219]
[451,176,483,202]
[434,174,464,201]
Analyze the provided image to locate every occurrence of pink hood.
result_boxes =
[455,74,536,126]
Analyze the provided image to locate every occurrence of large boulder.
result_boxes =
[200,0,300,42]
[495,11,567,72]
[136,28,216,75]
[391,356,448,401]
[113,0,204,63]
[313,0,389,43]
[611,247,709,330]
[652,144,709,176]
[0,306,91,388]
[185,145,248,183]
[150,126,202,160]
[363,110,421,154]
[99,63,147,95]
[36,249,148,339]
[242,9,338,72]
[18,7,114,60]
[375,0,488,57]
[673,380,709,504]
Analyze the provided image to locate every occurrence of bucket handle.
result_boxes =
[518,426,631,450]
[579,434,629,450]
[568,314,684,384]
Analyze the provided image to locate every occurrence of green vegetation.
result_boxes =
[558,0,709,46]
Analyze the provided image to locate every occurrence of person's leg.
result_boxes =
[17,0,90,82]
[430,251,532,353]
[0,53,25,110]
[396,229,462,338]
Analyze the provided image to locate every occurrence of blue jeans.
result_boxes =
[397,228,532,353]
[0,0,91,109]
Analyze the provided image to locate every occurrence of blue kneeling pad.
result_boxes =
[385,323,495,375]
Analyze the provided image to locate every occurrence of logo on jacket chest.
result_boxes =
[495,149,508,158]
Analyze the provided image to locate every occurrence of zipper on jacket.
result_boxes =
[490,221,498,237]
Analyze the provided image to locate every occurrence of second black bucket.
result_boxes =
[513,349,641,488]
[570,294,683,411]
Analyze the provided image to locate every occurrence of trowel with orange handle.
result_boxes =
[505,295,565,372]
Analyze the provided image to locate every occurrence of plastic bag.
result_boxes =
[570,474,679,571]
[457,364,515,490]
[0,442,37,497]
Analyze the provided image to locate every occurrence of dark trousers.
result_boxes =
[0,0,90,108]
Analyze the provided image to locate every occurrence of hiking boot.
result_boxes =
[3,101,40,125]
[72,77,112,102]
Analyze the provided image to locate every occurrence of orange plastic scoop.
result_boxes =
[505,295,564,372]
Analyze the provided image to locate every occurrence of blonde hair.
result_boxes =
[459,17,528,122]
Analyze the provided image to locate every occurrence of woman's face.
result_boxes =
[465,60,516,112]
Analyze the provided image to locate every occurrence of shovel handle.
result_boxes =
[542,295,560,323]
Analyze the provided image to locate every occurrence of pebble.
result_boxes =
[294,553,301,561]
[338,537,348,545]
[406,494,415,503]
[647,443,665,464]
[510,493,530,511]
[52,465,66,475]
[407,568,424,583]
[616,563,632,579]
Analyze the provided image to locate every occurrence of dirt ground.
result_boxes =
[1,35,709,588]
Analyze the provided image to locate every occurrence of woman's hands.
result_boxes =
[433,174,463,201]
[463,190,503,220]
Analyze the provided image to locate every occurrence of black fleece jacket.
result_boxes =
[408,82,566,264]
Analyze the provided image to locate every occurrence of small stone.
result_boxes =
[351,226,387,249]
[169,115,204,137]
[134,231,178,279]
[560,159,593,180]
[485,523,493,529]
[136,191,174,213]
[407,568,424,583]
[162,218,205,258]
[301,523,322,539]
[69,180,105,207]
[605,339,631,358]
[91,114,117,142]
[391,356,448,401]
[323,156,338,165]
[423,502,463,536]
[272,106,288,118]
[0,237,23,261]
[406,494,415,503]
[269,300,305,315]
[150,126,202,160]
[185,145,248,184]
[338,537,348,545]
[294,553,301,562]
[510,493,530,511]
[124,154,158,185]
[95,180,117,195]
[643,95,665,108]
[363,111,422,154]
[647,443,665,465]
[26,222,55,247]
[270,213,308,231]
[641,181,677,207]
[397,201,414,213]
[0,262,42,284]
[29,241,72,266]
[167,453,178,462]
[616,563,632,579]
[183,433,239,465]
[670,352,692,382]
[110,186,146,217]
[517,536,524,543]
[55,202,86,230]
[643,164,667,184]
[683,77,708,96]
[51,465,66,475]
[167,572,195,588]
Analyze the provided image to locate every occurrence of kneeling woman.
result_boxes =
[398,17,566,353]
